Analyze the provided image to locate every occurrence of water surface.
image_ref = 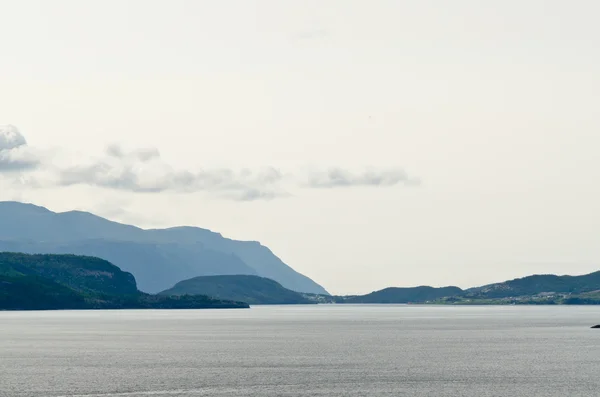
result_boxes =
[1,305,599,396]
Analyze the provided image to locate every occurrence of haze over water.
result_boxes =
[2,305,599,396]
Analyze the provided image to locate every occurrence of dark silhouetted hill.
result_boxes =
[337,286,464,304]
[160,275,312,305]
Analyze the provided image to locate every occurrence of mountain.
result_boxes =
[0,239,257,294]
[333,286,464,304]
[0,201,328,295]
[304,270,600,305]
[332,271,600,305]
[160,275,313,305]
[465,271,600,299]
[0,251,138,296]
[0,252,248,310]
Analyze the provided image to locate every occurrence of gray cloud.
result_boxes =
[0,125,40,172]
[2,126,420,200]
[57,144,286,201]
[219,187,289,202]
[105,143,160,163]
[0,125,27,151]
[306,167,421,188]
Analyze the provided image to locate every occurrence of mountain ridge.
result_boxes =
[462,270,600,300]
[0,201,328,295]
[304,270,600,304]
[337,270,600,304]
[340,286,464,304]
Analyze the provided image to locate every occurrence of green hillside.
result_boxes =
[0,252,138,295]
[0,274,88,310]
[466,271,600,299]
[160,274,312,305]
[334,286,464,304]
[332,272,600,305]
[563,290,600,305]
[0,252,248,310]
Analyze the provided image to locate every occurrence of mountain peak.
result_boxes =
[0,201,53,214]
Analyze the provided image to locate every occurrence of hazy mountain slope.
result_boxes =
[160,275,312,305]
[0,202,144,242]
[0,252,248,310]
[0,239,259,293]
[62,240,256,293]
[466,271,600,299]
[0,201,328,294]
[146,227,329,295]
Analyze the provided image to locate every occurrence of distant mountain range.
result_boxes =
[465,271,600,298]
[159,270,600,306]
[0,201,328,295]
[0,252,247,310]
[450,271,600,304]
[160,275,312,305]
[2,201,598,307]
[336,286,464,304]
[316,271,600,305]
[2,249,600,309]
[158,275,459,305]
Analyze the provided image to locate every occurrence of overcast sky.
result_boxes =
[1,0,599,294]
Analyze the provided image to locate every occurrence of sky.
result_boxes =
[1,0,599,295]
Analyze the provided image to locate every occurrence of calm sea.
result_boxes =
[1,305,599,396]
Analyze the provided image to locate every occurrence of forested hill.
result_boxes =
[327,286,464,304]
[0,252,248,310]
[160,275,312,305]
[466,271,600,299]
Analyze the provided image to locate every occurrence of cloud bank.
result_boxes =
[57,145,286,200]
[0,125,40,172]
[1,126,420,201]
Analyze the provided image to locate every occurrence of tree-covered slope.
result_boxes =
[160,275,312,305]
[466,271,600,299]
[0,252,138,295]
[0,274,88,310]
[0,252,248,310]
[339,286,464,304]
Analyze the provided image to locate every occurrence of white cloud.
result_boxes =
[0,125,27,151]
[53,144,288,200]
[0,125,40,172]
[2,126,420,200]
[305,167,421,188]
